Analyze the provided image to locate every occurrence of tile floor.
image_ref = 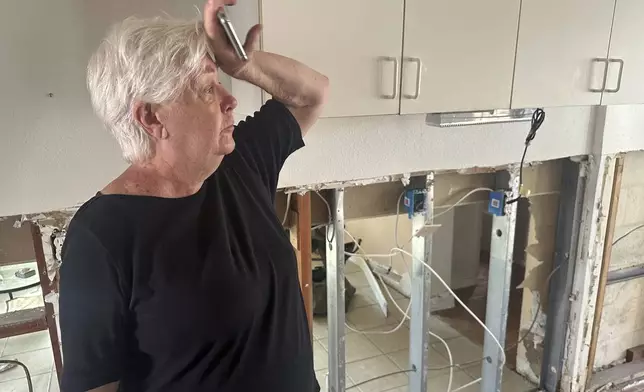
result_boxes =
[0,330,59,392]
[312,263,537,392]
[0,266,536,392]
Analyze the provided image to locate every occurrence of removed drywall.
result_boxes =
[594,151,644,369]
[511,160,564,383]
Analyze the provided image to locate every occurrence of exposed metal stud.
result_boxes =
[326,188,346,392]
[409,173,435,392]
[540,159,586,391]
[481,167,520,392]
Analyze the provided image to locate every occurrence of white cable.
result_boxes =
[345,250,398,258]
[431,330,454,392]
[342,243,506,389]
[391,192,455,391]
[344,294,410,335]
[281,192,292,226]
[451,377,482,392]
[393,191,407,268]
[433,187,494,219]
[314,190,332,221]
[342,231,410,336]
[362,247,505,391]
[392,247,506,367]
[380,273,454,392]
[399,187,493,247]
[344,229,454,391]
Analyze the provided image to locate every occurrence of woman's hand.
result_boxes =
[203,0,262,79]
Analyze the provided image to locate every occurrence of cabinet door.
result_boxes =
[512,0,616,108]
[262,1,404,117]
[602,0,644,105]
[400,0,520,114]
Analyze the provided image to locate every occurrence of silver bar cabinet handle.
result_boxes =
[605,58,625,93]
[589,58,609,93]
[378,56,399,99]
[403,57,422,99]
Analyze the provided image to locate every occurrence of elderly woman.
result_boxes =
[58,0,328,391]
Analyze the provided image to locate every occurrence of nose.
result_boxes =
[220,89,238,114]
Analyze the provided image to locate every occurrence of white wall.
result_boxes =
[0,0,207,217]
[281,106,594,189]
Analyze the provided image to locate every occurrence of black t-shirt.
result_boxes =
[59,100,319,392]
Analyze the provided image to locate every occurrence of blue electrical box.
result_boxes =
[404,189,426,219]
[488,191,505,216]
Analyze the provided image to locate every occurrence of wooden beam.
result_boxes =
[31,223,64,382]
[295,193,313,335]
[586,155,624,378]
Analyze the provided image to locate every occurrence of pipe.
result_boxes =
[587,155,624,379]
[607,265,644,285]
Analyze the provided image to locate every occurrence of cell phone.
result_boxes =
[216,8,248,61]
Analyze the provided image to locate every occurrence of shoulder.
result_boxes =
[69,195,128,236]
[63,195,137,264]
[234,99,300,137]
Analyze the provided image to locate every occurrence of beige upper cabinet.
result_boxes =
[601,0,644,105]
[400,0,520,115]
[261,0,405,118]
[512,0,616,109]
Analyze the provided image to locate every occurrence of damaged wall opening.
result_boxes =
[274,158,566,391]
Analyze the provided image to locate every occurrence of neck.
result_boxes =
[123,154,223,198]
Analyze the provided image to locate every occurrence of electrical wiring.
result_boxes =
[343,228,455,391]
[314,190,335,243]
[342,230,413,336]
[391,248,506,367]
[433,187,495,220]
[342,244,505,391]
[446,262,565,374]
[396,187,494,248]
[507,108,546,204]
[390,247,504,392]
[393,191,407,270]
[345,369,415,390]
[451,377,482,392]
[343,289,410,336]
[0,360,33,392]
[281,192,292,226]
[282,193,293,226]
[506,264,561,352]
[317,186,508,391]
[381,275,455,392]
[612,223,644,246]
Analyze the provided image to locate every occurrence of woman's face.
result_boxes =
[156,57,238,169]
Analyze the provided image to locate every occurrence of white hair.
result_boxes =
[87,17,211,163]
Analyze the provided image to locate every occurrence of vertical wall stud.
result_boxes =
[409,173,435,392]
[327,189,346,392]
[481,167,520,392]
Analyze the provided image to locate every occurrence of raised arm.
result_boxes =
[237,50,329,134]
[204,0,329,135]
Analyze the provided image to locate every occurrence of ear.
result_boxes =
[132,102,168,140]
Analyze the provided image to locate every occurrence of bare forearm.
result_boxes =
[239,51,328,109]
